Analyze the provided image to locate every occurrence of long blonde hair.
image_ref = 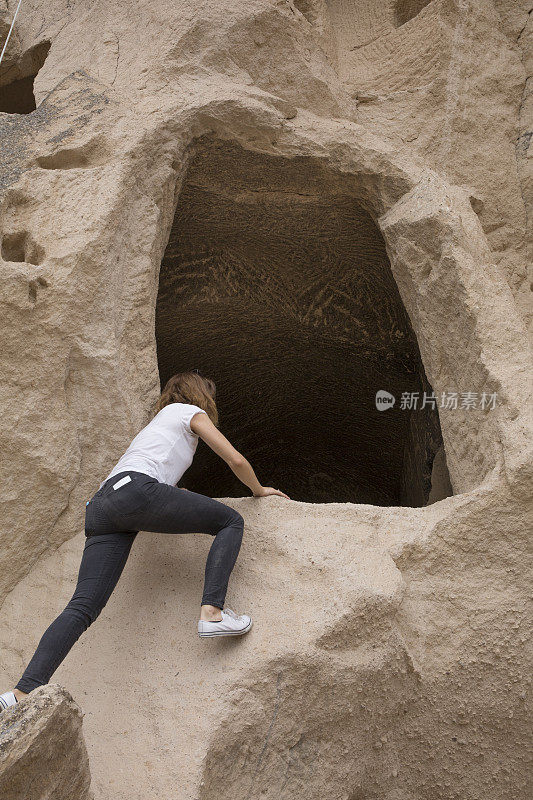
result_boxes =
[153,371,219,426]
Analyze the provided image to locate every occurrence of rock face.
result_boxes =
[1,494,531,800]
[0,684,92,800]
[0,1,531,799]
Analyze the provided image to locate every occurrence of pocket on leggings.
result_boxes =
[102,479,148,518]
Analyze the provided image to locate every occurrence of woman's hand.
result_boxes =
[253,486,290,499]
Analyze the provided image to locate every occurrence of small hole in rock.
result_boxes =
[393,0,433,27]
[2,232,44,265]
[0,41,51,114]
[35,137,110,170]
[293,0,318,25]
[2,233,26,262]
[469,195,484,215]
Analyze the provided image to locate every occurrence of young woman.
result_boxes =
[0,370,290,712]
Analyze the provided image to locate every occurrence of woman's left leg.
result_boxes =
[10,473,246,697]
[14,531,136,694]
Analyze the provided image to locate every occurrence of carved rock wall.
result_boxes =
[0,1,531,798]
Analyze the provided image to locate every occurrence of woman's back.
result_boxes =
[99,402,208,489]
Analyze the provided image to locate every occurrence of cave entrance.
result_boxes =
[155,135,452,506]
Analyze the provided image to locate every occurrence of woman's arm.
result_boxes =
[190,412,290,498]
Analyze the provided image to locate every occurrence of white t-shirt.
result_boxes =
[99,403,208,489]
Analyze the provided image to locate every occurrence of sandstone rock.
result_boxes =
[332,0,532,337]
[1,487,530,800]
[0,683,92,800]
[0,0,531,798]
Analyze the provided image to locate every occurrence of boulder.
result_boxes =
[0,683,92,800]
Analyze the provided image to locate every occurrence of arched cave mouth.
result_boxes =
[155,135,452,506]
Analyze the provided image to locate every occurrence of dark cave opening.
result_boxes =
[155,136,452,506]
[0,41,50,114]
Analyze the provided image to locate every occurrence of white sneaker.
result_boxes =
[0,691,18,712]
[198,607,253,637]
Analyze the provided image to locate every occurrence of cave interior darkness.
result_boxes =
[155,135,452,506]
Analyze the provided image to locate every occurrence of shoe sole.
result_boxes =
[198,619,253,637]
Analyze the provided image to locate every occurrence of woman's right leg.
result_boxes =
[97,473,245,612]
[14,531,136,694]
[134,483,251,636]
[123,478,245,612]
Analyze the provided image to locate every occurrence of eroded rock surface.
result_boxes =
[0,684,92,800]
[0,0,531,798]
[1,486,530,800]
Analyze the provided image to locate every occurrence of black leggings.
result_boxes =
[15,471,244,693]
